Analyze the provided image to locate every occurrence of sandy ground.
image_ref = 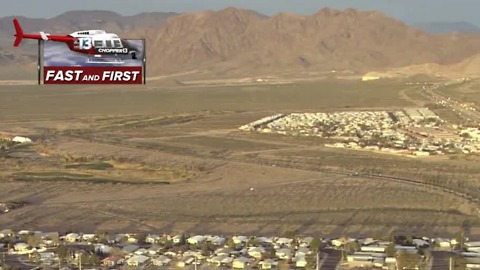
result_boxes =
[0,80,479,237]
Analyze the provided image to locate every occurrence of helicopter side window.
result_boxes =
[113,40,122,48]
[105,40,113,48]
[93,40,103,48]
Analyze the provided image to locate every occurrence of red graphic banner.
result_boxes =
[43,66,143,84]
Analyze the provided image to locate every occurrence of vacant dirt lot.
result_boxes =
[0,79,479,237]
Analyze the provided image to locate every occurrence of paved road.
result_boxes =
[3,254,38,270]
[431,251,455,270]
[423,83,480,124]
[320,249,342,270]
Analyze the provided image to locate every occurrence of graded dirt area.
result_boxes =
[0,79,479,237]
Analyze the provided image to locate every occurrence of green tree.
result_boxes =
[29,251,40,263]
[94,230,108,243]
[164,240,173,249]
[136,233,147,244]
[56,244,69,261]
[305,254,316,270]
[179,233,187,245]
[27,235,42,248]
[201,242,210,256]
[310,238,322,253]
[344,241,361,253]
[406,235,413,245]
[264,248,276,259]
[85,254,100,265]
[4,236,15,250]
[385,243,396,257]
[248,238,261,247]
[397,253,421,270]
[109,247,125,257]
[226,238,236,249]
[454,231,466,250]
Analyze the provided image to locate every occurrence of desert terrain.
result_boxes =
[1,7,480,238]
[0,78,479,238]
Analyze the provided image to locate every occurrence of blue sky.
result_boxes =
[2,0,480,25]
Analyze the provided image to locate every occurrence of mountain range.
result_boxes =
[412,21,480,34]
[2,8,480,79]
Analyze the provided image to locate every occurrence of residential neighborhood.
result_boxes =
[0,229,477,270]
[239,108,480,157]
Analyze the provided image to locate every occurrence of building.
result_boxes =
[12,136,32,144]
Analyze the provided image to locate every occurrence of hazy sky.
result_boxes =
[3,0,480,25]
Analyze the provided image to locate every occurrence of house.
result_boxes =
[122,244,139,254]
[183,250,201,259]
[465,257,480,270]
[385,257,397,264]
[467,247,480,253]
[115,234,127,243]
[101,255,123,267]
[295,247,311,257]
[13,243,30,253]
[177,257,197,268]
[221,256,234,265]
[187,235,206,245]
[38,252,56,262]
[347,255,374,268]
[295,256,308,268]
[93,244,112,254]
[208,255,228,266]
[413,239,429,248]
[209,236,226,246]
[232,235,249,245]
[360,246,386,253]
[126,255,149,266]
[164,251,177,257]
[0,229,14,239]
[259,259,275,269]
[134,248,148,255]
[214,247,233,256]
[465,242,480,248]
[276,238,293,246]
[248,246,265,259]
[435,238,451,249]
[126,234,139,243]
[145,234,161,244]
[299,237,313,247]
[233,257,252,269]
[256,237,274,245]
[172,235,183,244]
[373,258,385,268]
[41,232,60,246]
[147,246,162,255]
[65,233,79,243]
[82,234,96,242]
[12,136,32,144]
[276,248,292,260]
[358,238,378,246]
[331,237,355,247]
[151,255,171,266]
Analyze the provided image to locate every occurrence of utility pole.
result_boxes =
[449,256,453,270]
[316,250,320,270]
[194,256,197,270]
[461,231,465,251]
